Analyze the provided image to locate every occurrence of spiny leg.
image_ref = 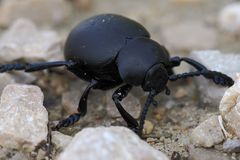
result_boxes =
[0,61,75,72]
[112,84,139,133]
[169,56,234,87]
[55,80,98,130]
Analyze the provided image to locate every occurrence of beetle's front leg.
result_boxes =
[170,57,234,87]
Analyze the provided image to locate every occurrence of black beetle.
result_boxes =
[0,14,234,136]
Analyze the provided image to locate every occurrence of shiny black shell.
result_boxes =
[64,14,150,82]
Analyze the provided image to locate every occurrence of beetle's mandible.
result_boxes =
[0,14,234,137]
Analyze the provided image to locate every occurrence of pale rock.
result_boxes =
[106,91,141,119]
[58,127,169,160]
[219,75,240,138]
[52,131,72,152]
[190,50,240,106]
[0,18,62,63]
[0,73,15,94]
[191,115,225,147]
[162,22,217,51]
[219,2,240,35]
[0,0,71,27]
[0,84,48,151]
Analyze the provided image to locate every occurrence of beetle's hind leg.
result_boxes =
[112,84,139,134]
[169,56,234,87]
[0,61,75,73]
[54,80,98,130]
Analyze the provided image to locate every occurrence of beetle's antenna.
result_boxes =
[138,90,156,137]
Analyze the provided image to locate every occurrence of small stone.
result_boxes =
[0,73,15,94]
[190,50,240,106]
[223,139,240,153]
[0,0,71,27]
[162,22,217,51]
[154,107,167,121]
[58,127,169,160]
[191,115,225,147]
[106,91,141,119]
[52,131,72,152]
[174,87,187,99]
[189,145,232,160]
[219,74,240,138]
[0,84,48,151]
[219,2,240,35]
[0,18,62,63]
[143,120,154,135]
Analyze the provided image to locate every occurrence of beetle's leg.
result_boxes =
[169,70,234,87]
[170,56,207,71]
[112,84,139,133]
[138,90,157,137]
[54,79,98,130]
[169,57,234,87]
[0,61,75,73]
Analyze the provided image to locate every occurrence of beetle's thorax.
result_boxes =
[116,37,170,88]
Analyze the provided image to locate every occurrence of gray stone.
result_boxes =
[191,115,225,147]
[188,145,232,160]
[223,139,240,153]
[0,18,62,63]
[106,90,141,119]
[162,22,217,51]
[0,0,71,27]
[190,50,240,106]
[58,127,169,160]
[0,84,48,152]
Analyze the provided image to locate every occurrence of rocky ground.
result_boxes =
[0,0,240,160]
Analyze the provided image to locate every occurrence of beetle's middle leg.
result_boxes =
[169,56,234,87]
[54,79,98,130]
[112,84,139,134]
[0,61,75,73]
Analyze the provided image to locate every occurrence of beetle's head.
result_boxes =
[142,63,168,94]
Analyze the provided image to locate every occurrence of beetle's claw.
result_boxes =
[203,71,234,87]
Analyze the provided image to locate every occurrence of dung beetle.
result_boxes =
[0,14,234,137]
